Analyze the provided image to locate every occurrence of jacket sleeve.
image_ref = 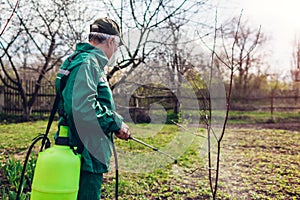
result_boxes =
[70,57,123,135]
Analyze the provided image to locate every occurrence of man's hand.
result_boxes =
[115,122,130,140]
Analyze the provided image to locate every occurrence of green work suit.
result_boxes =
[55,42,123,199]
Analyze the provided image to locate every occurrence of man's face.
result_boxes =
[107,36,120,59]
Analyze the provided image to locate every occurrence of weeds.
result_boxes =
[0,154,36,199]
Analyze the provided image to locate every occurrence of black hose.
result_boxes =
[112,142,119,200]
[16,134,50,200]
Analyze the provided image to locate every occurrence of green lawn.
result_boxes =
[0,119,299,199]
[228,110,300,124]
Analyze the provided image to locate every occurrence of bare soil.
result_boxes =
[219,122,300,199]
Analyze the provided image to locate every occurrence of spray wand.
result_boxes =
[128,136,178,164]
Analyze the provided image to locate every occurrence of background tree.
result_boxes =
[0,0,210,120]
[290,34,300,106]
[98,0,210,125]
[101,0,208,89]
[151,12,208,117]
[292,35,300,70]
[0,0,90,120]
[215,17,267,98]
[291,35,300,82]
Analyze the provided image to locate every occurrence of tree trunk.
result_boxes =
[23,105,32,121]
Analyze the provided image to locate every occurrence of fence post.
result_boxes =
[270,90,274,120]
[0,86,4,113]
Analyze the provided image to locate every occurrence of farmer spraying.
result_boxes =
[25,16,176,200]
[55,17,130,199]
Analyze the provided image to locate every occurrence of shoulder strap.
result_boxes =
[58,50,83,94]
[40,51,82,150]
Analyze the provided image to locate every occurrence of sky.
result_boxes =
[214,0,300,80]
[1,0,299,80]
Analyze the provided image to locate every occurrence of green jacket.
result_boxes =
[55,42,123,173]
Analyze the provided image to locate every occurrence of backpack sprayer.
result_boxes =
[16,99,81,200]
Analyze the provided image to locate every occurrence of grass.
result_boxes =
[0,121,57,161]
[0,113,299,199]
[228,110,300,124]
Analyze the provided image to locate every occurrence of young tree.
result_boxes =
[199,12,263,199]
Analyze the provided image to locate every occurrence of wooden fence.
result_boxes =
[1,80,300,120]
[1,79,55,116]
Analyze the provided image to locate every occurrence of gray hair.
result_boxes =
[88,32,120,45]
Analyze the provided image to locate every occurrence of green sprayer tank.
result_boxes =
[30,126,81,200]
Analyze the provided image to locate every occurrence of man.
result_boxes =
[55,17,130,200]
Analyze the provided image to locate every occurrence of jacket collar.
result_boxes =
[75,42,108,67]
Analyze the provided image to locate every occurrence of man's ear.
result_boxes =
[107,37,114,47]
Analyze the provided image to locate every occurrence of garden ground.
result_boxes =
[101,120,300,199]
[0,114,299,199]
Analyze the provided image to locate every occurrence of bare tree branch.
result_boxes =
[0,0,20,36]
